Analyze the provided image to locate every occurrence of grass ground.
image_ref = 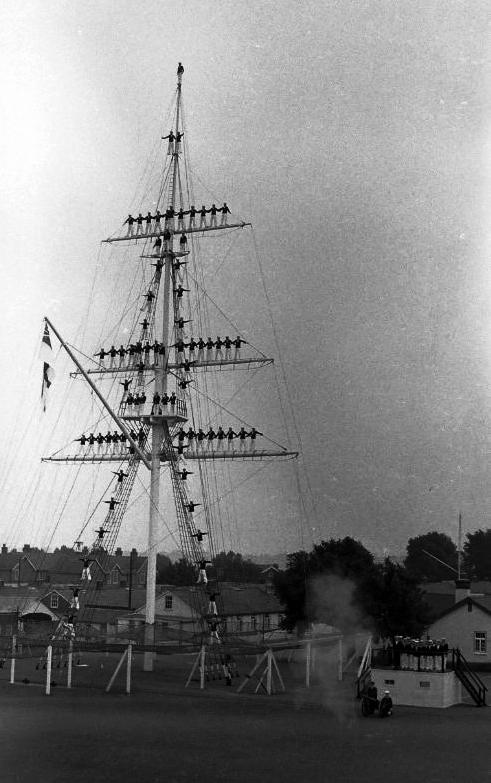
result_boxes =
[0,650,489,783]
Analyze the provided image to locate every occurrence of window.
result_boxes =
[237,618,243,632]
[263,614,271,630]
[138,571,146,585]
[250,615,257,631]
[50,594,59,609]
[474,632,487,654]
[165,595,173,610]
[111,569,119,585]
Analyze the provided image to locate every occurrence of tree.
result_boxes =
[309,538,374,581]
[463,529,491,580]
[274,538,375,636]
[212,551,263,583]
[404,532,458,582]
[157,557,196,585]
[274,551,311,635]
[274,538,432,640]
[359,559,431,643]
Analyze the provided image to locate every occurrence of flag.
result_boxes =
[40,322,55,412]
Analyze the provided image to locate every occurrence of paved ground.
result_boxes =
[0,651,490,783]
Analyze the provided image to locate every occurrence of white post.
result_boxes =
[45,645,53,695]
[266,649,272,695]
[306,641,311,688]
[106,647,128,692]
[126,643,132,694]
[338,637,343,681]
[199,645,206,690]
[67,640,73,688]
[9,635,16,684]
[237,650,268,693]
[271,652,286,692]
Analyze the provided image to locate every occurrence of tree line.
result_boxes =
[156,550,266,585]
[273,528,491,641]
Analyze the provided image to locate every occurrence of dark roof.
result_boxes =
[0,553,40,572]
[0,551,148,584]
[429,596,491,623]
[85,586,148,610]
[423,593,455,620]
[0,594,58,618]
[147,582,283,616]
[421,580,491,595]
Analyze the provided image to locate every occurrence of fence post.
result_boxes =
[67,640,73,688]
[199,645,206,690]
[9,635,16,684]
[126,643,132,694]
[306,641,311,688]
[266,649,272,695]
[45,645,53,695]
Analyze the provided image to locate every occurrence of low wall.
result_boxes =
[371,667,462,708]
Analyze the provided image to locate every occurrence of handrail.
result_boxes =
[356,637,372,680]
[452,648,487,705]
[453,649,488,692]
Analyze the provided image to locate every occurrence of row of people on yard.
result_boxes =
[76,428,147,453]
[76,425,263,455]
[94,335,247,368]
[124,203,231,235]
[173,336,247,361]
[95,340,166,368]
[175,426,263,450]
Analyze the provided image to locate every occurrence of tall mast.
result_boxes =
[143,63,184,671]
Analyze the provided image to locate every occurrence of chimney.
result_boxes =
[455,578,471,603]
[131,548,138,558]
[1,544,7,554]
[22,544,30,553]
[115,547,123,557]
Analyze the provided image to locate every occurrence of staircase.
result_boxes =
[452,648,487,706]
[355,637,372,698]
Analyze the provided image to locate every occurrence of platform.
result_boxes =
[371,667,462,708]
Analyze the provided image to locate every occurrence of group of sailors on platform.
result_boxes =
[390,637,449,672]
[124,203,231,236]
[76,428,147,455]
[174,425,263,453]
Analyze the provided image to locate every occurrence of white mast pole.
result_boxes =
[143,63,183,671]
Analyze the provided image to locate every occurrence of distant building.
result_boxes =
[0,546,147,589]
[117,583,287,645]
[425,580,491,666]
[0,589,59,638]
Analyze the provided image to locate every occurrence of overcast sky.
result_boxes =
[0,0,490,558]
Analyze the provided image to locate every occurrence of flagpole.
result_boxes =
[43,317,151,470]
